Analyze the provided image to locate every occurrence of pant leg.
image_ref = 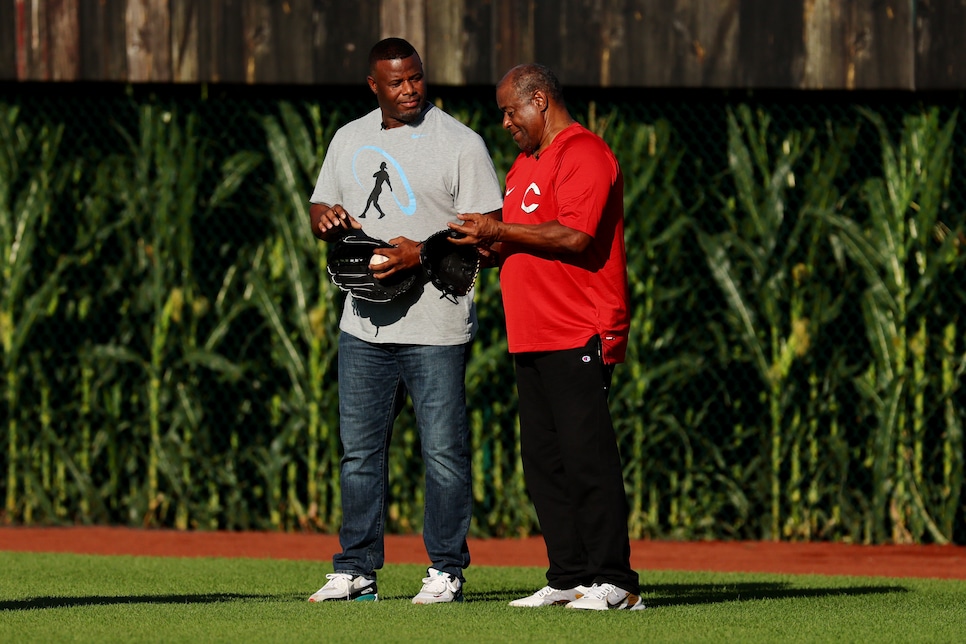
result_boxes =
[516,351,590,590]
[333,331,405,578]
[517,337,639,594]
[399,342,473,580]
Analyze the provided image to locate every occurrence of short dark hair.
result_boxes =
[368,37,418,72]
[507,63,564,104]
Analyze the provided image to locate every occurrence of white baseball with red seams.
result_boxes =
[369,254,389,266]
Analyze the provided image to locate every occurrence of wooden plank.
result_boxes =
[171,0,199,82]
[241,0,269,83]
[493,0,535,79]
[608,0,670,87]
[379,0,425,54]
[312,0,380,84]
[47,0,79,81]
[594,0,629,87]
[125,0,172,82]
[195,0,215,82]
[257,0,315,84]
[197,0,246,83]
[845,0,913,90]
[196,0,218,82]
[592,0,742,88]
[78,0,127,81]
[679,0,740,88]
[534,0,603,86]
[0,0,956,90]
[736,0,806,88]
[604,0,648,87]
[0,0,17,80]
[14,0,49,80]
[526,0,750,88]
[915,0,966,90]
[803,0,848,88]
[530,0,744,88]
[425,0,462,85]
[802,0,914,90]
[240,0,316,84]
[455,0,492,84]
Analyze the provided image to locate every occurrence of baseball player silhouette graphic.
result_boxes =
[360,161,392,219]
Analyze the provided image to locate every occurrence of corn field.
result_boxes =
[1,86,964,544]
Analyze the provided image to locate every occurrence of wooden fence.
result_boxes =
[1,0,964,89]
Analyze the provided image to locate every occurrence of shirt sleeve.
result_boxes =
[453,133,504,214]
[554,136,618,238]
[309,130,345,205]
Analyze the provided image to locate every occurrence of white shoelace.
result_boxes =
[584,583,617,600]
[533,586,556,598]
[323,573,353,591]
[421,573,458,594]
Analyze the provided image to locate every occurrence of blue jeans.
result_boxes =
[333,331,472,581]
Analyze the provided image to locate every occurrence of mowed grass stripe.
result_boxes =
[2,551,965,643]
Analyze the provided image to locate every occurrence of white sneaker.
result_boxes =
[508,585,590,607]
[308,573,378,602]
[412,567,464,604]
[565,583,645,611]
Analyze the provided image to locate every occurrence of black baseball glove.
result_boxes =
[420,229,481,300]
[326,229,418,302]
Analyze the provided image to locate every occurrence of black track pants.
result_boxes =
[514,336,640,594]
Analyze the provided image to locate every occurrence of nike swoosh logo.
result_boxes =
[411,133,427,139]
[608,594,641,608]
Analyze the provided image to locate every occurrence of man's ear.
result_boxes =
[367,76,377,94]
[532,90,549,112]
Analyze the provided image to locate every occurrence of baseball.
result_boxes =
[370,254,389,267]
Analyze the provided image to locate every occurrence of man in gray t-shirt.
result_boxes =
[307,37,502,606]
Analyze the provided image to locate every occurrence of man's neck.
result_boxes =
[534,113,576,158]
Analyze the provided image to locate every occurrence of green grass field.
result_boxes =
[2,551,964,643]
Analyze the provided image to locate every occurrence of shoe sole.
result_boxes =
[567,598,646,611]
[508,599,574,607]
[309,592,378,602]
[412,593,464,604]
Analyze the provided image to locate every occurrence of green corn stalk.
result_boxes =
[78,361,93,517]
[858,107,960,544]
[466,264,533,536]
[89,103,257,528]
[7,91,963,540]
[826,393,845,531]
[787,116,861,541]
[697,105,857,540]
[66,349,120,523]
[820,106,960,543]
[252,101,343,531]
[602,115,708,537]
[263,394,285,528]
[0,105,70,522]
[940,322,963,537]
[805,373,820,537]
[464,96,527,536]
[30,353,56,523]
[698,108,801,540]
[23,357,47,524]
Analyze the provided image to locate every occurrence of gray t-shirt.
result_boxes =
[311,104,503,345]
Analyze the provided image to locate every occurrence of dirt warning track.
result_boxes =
[3,526,965,580]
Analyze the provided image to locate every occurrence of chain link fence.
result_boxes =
[2,82,964,543]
